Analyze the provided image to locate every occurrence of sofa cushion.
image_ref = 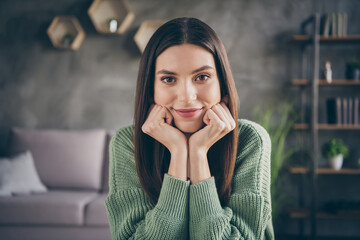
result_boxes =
[0,150,47,196]
[84,193,109,226]
[101,132,114,192]
[7,128,107,190]
[0,190,98,225]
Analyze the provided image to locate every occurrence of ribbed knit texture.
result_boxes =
[105,119,274,240]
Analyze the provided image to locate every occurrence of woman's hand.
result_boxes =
[142,104,187,154]
[189,100,236,156]
[188,99,236,184]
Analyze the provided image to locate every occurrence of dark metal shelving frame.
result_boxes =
[291,13,360,239]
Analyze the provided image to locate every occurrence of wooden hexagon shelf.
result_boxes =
[134,20,165,53]
[88,0,134,34]
[47,16,85,50]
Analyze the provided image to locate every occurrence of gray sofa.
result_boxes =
[0,127,114,240]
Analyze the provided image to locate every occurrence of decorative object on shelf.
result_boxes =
[47,16,85,50]
[321,139,349,170]
[62,33,73,46]
[346,58,360,81]
[254,103,300,222]
[134,20,165,53]
[108,18,118,33]
[324,61,332,83]
[88,0,134,34]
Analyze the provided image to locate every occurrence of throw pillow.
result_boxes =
[0,150,47,196]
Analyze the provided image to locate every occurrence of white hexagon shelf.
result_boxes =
[47,16,85,50]
[134,20,165,53]
[88,0,134,34]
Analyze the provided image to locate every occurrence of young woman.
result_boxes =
[105,17,274,240]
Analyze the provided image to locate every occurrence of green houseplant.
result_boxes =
[254,103,300,222]
[62,33,73,46]
[322,138,349,170]
[345,58,360,80]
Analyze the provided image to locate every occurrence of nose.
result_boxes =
[177,80,197,103]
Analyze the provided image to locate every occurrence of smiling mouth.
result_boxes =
[174,108,203,118]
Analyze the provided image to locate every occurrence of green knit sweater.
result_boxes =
[105,119,274,240]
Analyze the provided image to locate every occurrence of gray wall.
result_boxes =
[1,0,360,237]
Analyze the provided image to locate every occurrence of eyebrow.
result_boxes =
[156,65,215,75]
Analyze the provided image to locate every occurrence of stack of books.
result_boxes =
[321,12,347,37]
[326,97,359,124]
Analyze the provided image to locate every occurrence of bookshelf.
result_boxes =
[47,16,85,50]
[289,167,360,174]
[88,0,134,34]
[289,13,360,239]
[293,123,360,130]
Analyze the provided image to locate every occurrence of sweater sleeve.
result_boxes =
[105,126,190,240]
[189,120,274,240]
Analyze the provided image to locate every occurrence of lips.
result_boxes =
[174,108,202,118]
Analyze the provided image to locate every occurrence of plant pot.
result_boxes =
[346,67,360,81]
[354,69,360,81]
[328,154,343,170]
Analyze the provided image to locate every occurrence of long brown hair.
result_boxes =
[134,17,238,206]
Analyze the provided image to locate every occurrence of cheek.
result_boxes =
[201,83,221,105]
[154,87,174,105]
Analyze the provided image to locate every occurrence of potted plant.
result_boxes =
[108,18,118,33]
[254,103,300,222]
[345,58,360,81]
[62,33,73,46]
[322,139,349,170]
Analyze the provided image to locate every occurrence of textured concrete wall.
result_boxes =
[1,0,360,237]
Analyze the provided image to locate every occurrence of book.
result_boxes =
[331,13,337,36]
[349,97,353,124]
[326,98,337,124]
[322,14,331,37]
[337,13,342,36]
[336,97,342,124]
[343,13,347,36]
[343,97,348,124]
[355,97,359,124]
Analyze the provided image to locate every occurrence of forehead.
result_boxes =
[155,44,216,71]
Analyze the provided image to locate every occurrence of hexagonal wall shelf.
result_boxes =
[88,0,134,34]
[47,16,85,50]
[134,20,165,53]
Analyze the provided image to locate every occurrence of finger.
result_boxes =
[162,107,173,125]
[211,104,227,122]
[203,108,211,125]
[211,104,234,132]
[220,102,236,129]
[207,108,223,128]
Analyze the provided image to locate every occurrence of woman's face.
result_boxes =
[154,44,221,133]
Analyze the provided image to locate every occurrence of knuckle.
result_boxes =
[218,123,226,131]
[141,125,148,133]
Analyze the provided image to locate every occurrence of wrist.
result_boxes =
[189,148,207,161]
[170,145,188,157]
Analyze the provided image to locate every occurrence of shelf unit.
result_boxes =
[290,13,360,239]
[88,0,134,34]
[47,16,85,50]
[134,20,165,53]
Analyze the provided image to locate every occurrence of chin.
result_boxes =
[174,120,204,133]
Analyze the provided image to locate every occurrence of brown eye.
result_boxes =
[161,77,176,84]
[195,74,210,81]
